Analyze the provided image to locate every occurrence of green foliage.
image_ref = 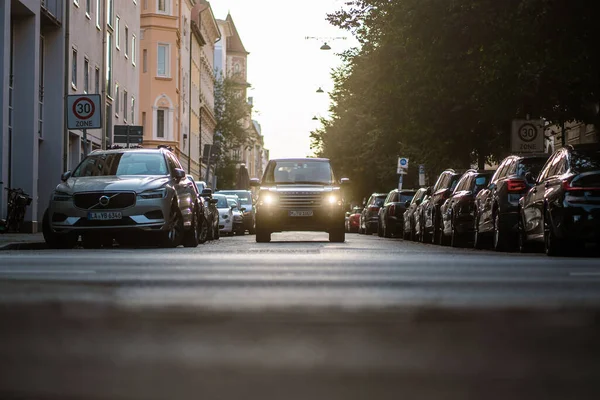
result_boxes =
[314,0,600,201]
[214,73,252,152]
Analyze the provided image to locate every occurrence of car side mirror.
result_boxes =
[61,171,72,182]
[250,178,261,187]
[231,205,237,210]
[340,178,350,185]
[201,188,213,197]
[240,207,246,212]
[404,200,411,208]
[173,168,186,181]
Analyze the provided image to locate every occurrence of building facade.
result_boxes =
[0,0,66,232]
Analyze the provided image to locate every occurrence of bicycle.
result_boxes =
[3,187,33,233]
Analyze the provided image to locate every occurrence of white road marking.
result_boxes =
[0,270,96,274]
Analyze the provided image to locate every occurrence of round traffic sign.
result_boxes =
[399,158,408,166]
[518,123,537,143]
[72,97,96,120]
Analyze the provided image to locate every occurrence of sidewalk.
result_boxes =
[0,233,47,251]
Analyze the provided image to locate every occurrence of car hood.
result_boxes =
[57,175,170,194]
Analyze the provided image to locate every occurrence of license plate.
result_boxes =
[88,211,123,220]
[289,210,313,217]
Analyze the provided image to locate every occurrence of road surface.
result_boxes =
[1,232,599,399]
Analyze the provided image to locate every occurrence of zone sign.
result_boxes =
[67,94,102,130]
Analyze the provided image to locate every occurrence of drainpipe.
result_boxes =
[63,1,70,171]
[187,16,192,172]
[101,1,107,149]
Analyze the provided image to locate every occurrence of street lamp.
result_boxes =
[316,87,324,93]
[305,36,347,50]
[312,116,318,121]
[320,43,331,50]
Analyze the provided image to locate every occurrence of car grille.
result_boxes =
[278,192,322,209]
[74,217,137,227]
[74,192,136,210]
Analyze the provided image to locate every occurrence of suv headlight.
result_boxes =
[52,191,72,202]
[326,194,343,206]
[259,194,277,206]
[138,188,167,199]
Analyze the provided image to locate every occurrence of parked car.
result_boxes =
[217,190,256,234]
[403,187,429,241]
[414,189,433,242]
[473,153,549,251]
[186,175,209,244]
[378,189,416,238]
[225,195,245,235]
[422,169,463,244]
[197,186,220,240]
[213,194,234,235]
[360,193,387,235]
[42,147,200,249]
[346,206,362,233]
[440,169,493,247]
[519,144,600,256]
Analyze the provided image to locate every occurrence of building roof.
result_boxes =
[225,13,249,55]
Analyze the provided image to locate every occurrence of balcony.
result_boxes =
[41,0,62,26]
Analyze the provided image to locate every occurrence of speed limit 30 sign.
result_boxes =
[67,94,102,130]
[511,119,544,153]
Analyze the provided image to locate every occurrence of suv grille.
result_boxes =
[74,192,136,210]
[278,192,322,208]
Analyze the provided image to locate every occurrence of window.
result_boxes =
[131,97,135,124]
[131,35,136,65]
[115,16,120,50]
[143,49,147,72]
[84,58,89,93]
[96,0,101,28]
[95,66,100,93]
[71,48,77,88]
[106,32,113,96]
[123,90,128,122]
[125,26,129,58]
[106,0,114,27]
[157,0,168,13]
[157,43,169,77]
[156,109,166,138]
[86,0,91,16]
[143,0,147,10]
[114,83,119,116]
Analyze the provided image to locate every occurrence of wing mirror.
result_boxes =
[525,172,537,184]
[173,168,186,181]
[61,171,72,182]
[250,178,261,187]
[404,200,411,208]
[240,207,246,212]
[340,177,350,185]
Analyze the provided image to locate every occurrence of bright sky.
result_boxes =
[209,0,358,159]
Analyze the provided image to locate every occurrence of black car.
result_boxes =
[519,144,600,256]
[378,189,416,237]
[474,154,549,251]
[360,193,387,235]
[440,169,493,247]
[197,185,220,240]
[423,169,463,244]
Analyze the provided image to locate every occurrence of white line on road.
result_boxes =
[0,270,96,274]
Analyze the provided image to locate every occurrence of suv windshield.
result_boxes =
[262,160,335,184]
[72,152,168,177]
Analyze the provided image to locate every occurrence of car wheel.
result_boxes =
[450,220,462,248]
[42,210,78,249]
[207,217,214,241]
[159,201,184,248]
[198,216,209,244]
[544,210,565,257]
[384,219,393,238]
[474,226,487,250]
[249,219,256,235]
[329,224,346,243]
[256,228,271,243]
[377,219,384,237]
[432,214,441,245]
[517,210,533,253]
[214,223,220,240]
[492,211,513,252]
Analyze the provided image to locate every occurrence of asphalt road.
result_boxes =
[1,232,600,399]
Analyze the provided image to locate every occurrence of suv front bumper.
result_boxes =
[256,207,344,232]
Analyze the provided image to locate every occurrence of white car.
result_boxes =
[225,195,245,235]
[214,194,233,235]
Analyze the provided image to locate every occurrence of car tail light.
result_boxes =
[507,179,527,193]
[562,176,600,192]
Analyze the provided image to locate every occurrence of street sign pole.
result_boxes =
[83,129,88,156]
[398,174,403,191]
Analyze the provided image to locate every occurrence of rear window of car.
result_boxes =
[513,158,547,177]
[570,149,600,173]
[449,175,461,190]
[371,196,386,207]
[399,194,414,203]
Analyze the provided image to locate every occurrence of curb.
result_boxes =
[0,242,48,251]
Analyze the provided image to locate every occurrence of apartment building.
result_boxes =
[0,0,66,232]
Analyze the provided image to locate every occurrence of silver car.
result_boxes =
[42,148,200,249]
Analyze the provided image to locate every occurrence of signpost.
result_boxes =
[113,125,144,146]
[511,119,544,153]
[418,164,426,187]
[67,94,102,156]
[397,157,409,190]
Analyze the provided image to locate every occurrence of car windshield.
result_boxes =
[570,149,600,173]
[516,159,547,178]
[399,194,414,203]
[220,191,252,204]
[262,160,335,184]
[72,152,168,177]
[214,196,229,208]
[227,199,238,208]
